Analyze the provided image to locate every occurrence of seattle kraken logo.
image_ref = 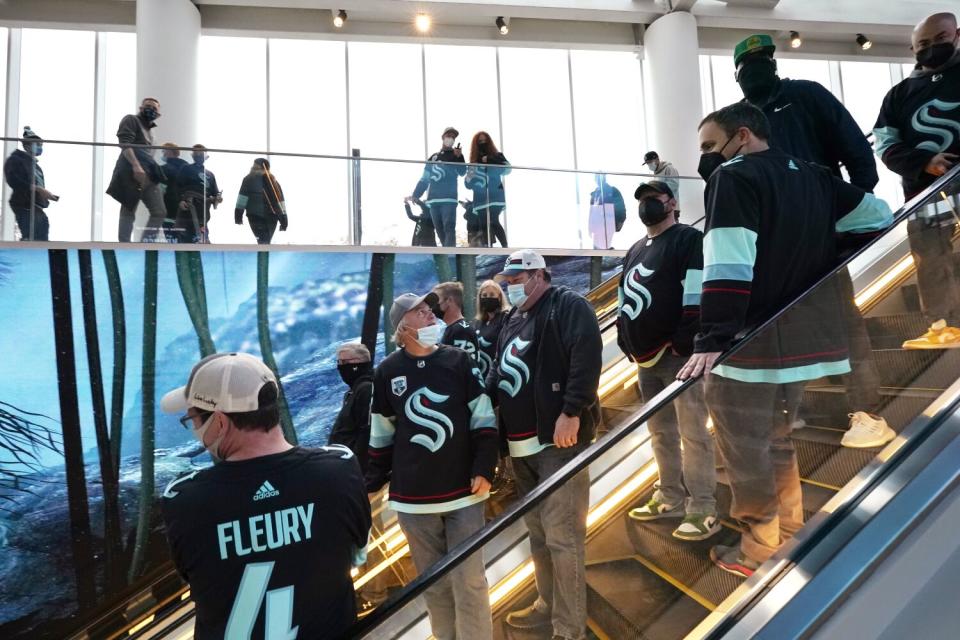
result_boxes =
[620,263,654,320]
[498,337,532,397]
[404,388,454,452]
[477,336,493,377]
[429,163,447,182]
[911,99,960,152]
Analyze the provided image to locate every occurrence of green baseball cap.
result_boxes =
[734,34,776,67]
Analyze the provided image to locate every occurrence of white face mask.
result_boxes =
[192,413,226,461]
[416,322,444,347]
[507,283,529,307]
[646,162,658,172]
[443,137,455,148]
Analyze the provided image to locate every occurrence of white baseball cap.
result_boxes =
[496,249,547,279]
[160,352,278,414]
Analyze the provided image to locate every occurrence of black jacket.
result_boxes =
[328,372,374,473]
[160,157,189,220]
[107,113,161,208]
[487,286,603,447]
[4,149,47,210]
[754,78,879,192]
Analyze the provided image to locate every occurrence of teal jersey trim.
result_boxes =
[473,201,507,211]
[703,227,758,280]
[714,358,851,384]
[235,194,249,209]
[836,193,894,234]
[873,125,901,157]
[369,412,396,449]
[468,394,496,431]
[703,263,754,283]
[389,491,488,515]
[682,268,703,306]
[507,435,552,458]
[425,198,459,206]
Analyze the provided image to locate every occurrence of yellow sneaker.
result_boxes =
[902,320,960,349]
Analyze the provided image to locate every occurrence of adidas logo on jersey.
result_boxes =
[253,480,280,501]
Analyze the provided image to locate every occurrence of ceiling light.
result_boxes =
[856,33,872,51]
[496,16,509,36]
[415,13,431,33]
[333,9,346,29]
[789,31,802,48]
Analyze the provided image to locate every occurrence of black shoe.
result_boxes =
[505,602,551,629]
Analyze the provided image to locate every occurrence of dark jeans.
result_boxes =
[837,267,883,413]
[638,353,716,514]
[514,444,589,640]
[13,206,49,241]
[248,216,278,244]
[429,202,458,247]
[908,216,960,326]
[705,375,804,564]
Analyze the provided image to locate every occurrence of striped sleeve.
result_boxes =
[466,358,498,482]
[695,171,759,354]
[834,188,894,234]
[674,229,703,355]
[365,367,396,492]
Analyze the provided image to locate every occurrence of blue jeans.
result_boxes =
[428,202,457,247]
[514,444,589,640]
[13,207,49,241]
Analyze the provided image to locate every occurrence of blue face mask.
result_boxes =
[30,143,42,157]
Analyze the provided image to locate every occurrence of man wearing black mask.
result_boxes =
[732,35,878,192]
[619,182,718,542]
[329,342,375,475]
[874,12,960,348]
[732,34,890,449]
[107,97,168,242]
[176,144,222,243]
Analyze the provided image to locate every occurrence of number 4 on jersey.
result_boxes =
[226,561,298,639]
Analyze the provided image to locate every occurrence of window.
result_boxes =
[198,36,268,245]
[708,55,744,111]
[269,39,349,244]
[99,32,137,242]
[348,42,426,245]
[19,29,96,241]
[776,58,831,89]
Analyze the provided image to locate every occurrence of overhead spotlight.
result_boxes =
[333,9,347,29]
[856,33,873,51]
[789,31,802,48]
[415,13,431,33]
[496,16,509,36]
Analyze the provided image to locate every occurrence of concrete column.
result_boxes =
[136,0,199,146]
[643,11,704,222]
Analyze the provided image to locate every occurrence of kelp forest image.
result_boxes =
[0,246,620,638]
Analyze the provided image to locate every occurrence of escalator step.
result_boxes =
[793,432,880,489]
[798,388,933,434]
[866,313,929,349]
[872,349,960,390]
[586,558,710,640]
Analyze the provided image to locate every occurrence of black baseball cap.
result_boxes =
[634,180,675,201]
[643,151,659,162]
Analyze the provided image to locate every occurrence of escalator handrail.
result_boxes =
[353,164,960,638]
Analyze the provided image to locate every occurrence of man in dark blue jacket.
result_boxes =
[733,34,890,448]
[3,127,56,241]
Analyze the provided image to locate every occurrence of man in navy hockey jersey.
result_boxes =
[433,280,480,361]
[619,181,718,542]
[410,127,466,247]
[680,103,892,578]
[160,352,371,640]
[367,292,498,640]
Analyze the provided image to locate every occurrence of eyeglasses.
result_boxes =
[179,411,212,430]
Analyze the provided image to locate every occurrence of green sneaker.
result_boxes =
[628,496,682,521]
[672,513,721,541]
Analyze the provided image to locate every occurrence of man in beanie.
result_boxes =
[4,126,57,240]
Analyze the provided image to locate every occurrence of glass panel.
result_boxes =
[18,29,96,241]
[708,54,743,110]
[776,57,831,87]
[356,172,960,640]
[0,27,7,139]
[199,36,268,245]
[99,31,137,243]
[699,54,715,116]
[570,49,646,174]
[269,39,349,245]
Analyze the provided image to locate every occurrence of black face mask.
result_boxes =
[697,134,742,182]
[737,57,778,104]
[478,142,489,154]
[915,40,957,69]
[479,297,500,313]
[638,198,669,226]
[430,303,444,319]
[338,362,372,386]
[141,106,159,122]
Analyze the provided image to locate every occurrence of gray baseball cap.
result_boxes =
[389,291,439,329]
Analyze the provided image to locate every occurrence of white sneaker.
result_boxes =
[841,412,895,448]
[790,418,807,432]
